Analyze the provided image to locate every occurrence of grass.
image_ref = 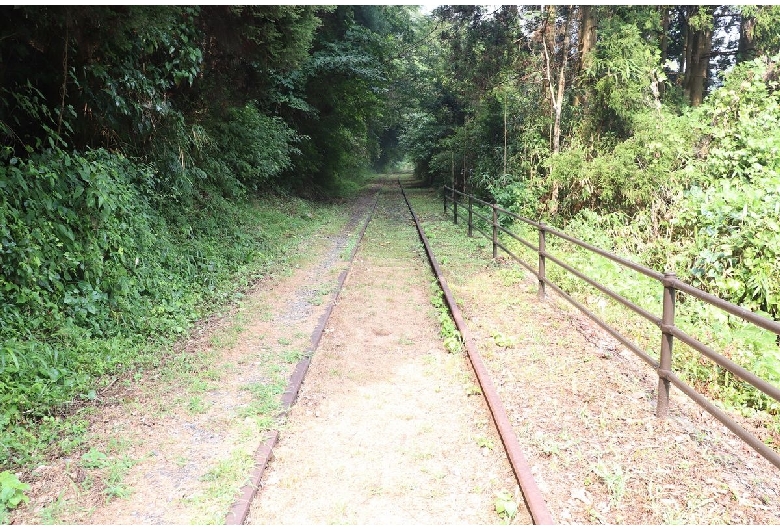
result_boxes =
[2,195,348,473]
[1,185,367,525]
[282,349,307,364]
[592,461,629,506]
[238,379,286,420]
[186,449,256,525]
[79,447,137,500]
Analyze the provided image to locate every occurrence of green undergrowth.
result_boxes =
[0,148,345,470]
[418,186,779,439]
[405,185,490,354]
[536,217,780,425]
[465,198,780,431]
[428,281,462,354]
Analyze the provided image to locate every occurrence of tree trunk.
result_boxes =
[660,6,669,68]
[738,14,756,63]
[541,6,573,215]
[681,8,692,90]
[542,6,555,152]
[659,6,669,97]
[572,5,596,108]
[682,6,714,107]
[552,8,572,154]
[577,5,597,76]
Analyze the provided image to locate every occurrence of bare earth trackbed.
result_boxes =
[12,176,528,525]
[11,175,780,525]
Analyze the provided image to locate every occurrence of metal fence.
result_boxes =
[443,185,780,470]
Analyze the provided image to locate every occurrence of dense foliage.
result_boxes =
[0,5,419,471]
[398,6,780,421]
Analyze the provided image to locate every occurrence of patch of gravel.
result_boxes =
[276,185,380,326]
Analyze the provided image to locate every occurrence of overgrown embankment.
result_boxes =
[0,147,344,471]
[403,7,780,423]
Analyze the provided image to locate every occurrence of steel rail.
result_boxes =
[403,180,554,525]
[225,190,381,525]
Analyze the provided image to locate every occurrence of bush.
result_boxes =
[0,145,325,468]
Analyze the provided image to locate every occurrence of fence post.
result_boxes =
[453,190,458,225]
[657,272,676,418]
[492,204,498,259]
[468,195,473,237]
[444,187,447,214]
[537,223,547,300]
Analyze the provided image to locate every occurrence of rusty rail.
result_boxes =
[403,180,554,524]
[444,185,780,471]
[225,190,381,525]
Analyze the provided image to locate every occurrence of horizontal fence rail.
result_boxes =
[443,185,780,470]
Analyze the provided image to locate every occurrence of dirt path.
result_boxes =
[11,178,529,525]
[246,179,527,524]
[11,185,379,524]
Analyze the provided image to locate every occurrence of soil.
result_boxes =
[9,177,525,525]
[246,180,525,524]
[9,177,780,525]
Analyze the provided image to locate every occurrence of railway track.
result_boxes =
[231,176,551,524]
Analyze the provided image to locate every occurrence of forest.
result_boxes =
[1,4,780,489]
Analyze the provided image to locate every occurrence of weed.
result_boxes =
[494,490,518,523]
[464,383,482,396]
[187,449,255,524]
[106,437,133,453]
[189,378,216,393]
[429,282,463,353]
[79,447,136,500]
[534,432,561,457]
[80,448,109,469]
[38,492,68,524]
[282,349,307,364]
[592,462,629,506]
[104,482,132,499]
[0,471,30,522]
[476,435,494,451]
[492,331,518,348]
[238,380,285,419]
[188,396,210,414]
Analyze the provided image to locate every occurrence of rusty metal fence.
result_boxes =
[443,185,780,470]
